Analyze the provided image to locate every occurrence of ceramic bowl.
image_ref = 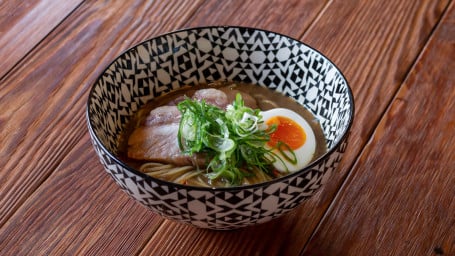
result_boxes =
[87,26,354,230]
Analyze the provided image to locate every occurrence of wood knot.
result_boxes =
[434,246,444,255]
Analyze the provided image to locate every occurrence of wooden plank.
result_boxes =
[0,0,83,78]
[138,0,451,255]
[184,0,329,38]
[0,138,164,255]
[0,1,205,254]
[303,2,455,255]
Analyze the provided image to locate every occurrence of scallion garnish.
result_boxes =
[177,93,292,185]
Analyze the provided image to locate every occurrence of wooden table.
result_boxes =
[1,0,454,255]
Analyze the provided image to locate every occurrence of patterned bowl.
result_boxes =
[87,26,354,230]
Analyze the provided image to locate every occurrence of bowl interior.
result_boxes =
[88,26,353,171]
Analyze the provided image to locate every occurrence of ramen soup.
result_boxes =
[119,81,327,188]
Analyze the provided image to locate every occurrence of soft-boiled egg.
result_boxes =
[261,108,316,173]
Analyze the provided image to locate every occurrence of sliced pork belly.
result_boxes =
[192,88,229,108]
[127,88,257,166]
[193,87,258,109]
[143,105,181,126]
[127,105,191,165]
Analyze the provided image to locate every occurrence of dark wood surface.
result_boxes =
[0,0,453,255]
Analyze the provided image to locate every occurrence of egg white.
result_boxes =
[261,108,316,172]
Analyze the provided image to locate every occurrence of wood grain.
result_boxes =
[139,1,451,255]
[0,1,205,254]
[303,1,455,255]
[0,138,163,255]
[0,0,330,254]
[0,0,453,255]
[184,0,329,38]
[0,0,83,79]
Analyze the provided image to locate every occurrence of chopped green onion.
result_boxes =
[177,92,293,185]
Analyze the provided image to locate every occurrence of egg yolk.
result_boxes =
[266,116,306,150]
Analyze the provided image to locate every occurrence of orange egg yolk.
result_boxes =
[266,116,306,150]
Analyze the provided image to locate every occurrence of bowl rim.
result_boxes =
[86,25,355,192]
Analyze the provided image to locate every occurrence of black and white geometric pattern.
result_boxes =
[87,26,354,230]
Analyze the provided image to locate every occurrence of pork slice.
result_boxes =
[165,90,196,106]
[128,105,205,166]
[192,88,229,109]
[127,87,254,166]
[143,105,181,126]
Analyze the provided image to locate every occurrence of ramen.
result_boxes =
[118,81,326,187]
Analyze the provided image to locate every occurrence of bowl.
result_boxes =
[86,26,354,230]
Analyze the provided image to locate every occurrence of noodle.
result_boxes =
[140,163,199,184]
[139,162,276,187]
